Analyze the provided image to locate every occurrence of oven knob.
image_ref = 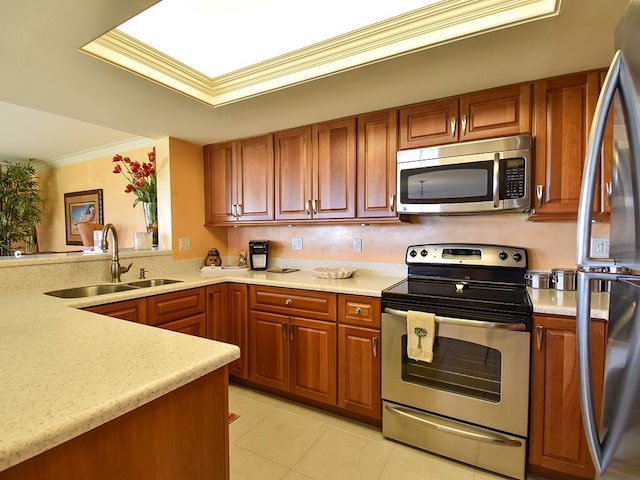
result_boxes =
[499,251,508,261]
[409,249,417,258]
[513,252,522,262]
[420,249,428,257]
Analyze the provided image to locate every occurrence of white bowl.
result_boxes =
[313,267,356,279]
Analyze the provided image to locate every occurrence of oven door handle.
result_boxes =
[384,308,527,331]
[385,404,524,447]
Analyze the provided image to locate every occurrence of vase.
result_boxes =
[142,201,158,248]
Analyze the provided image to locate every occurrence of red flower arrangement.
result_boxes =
[112,147,157,207]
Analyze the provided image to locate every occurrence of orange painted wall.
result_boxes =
[168,138,226,260]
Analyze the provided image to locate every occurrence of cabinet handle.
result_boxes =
[305,199,311,215]
[232,204,237,218]
[282,322,287,339]
[461,114,467,136]
[536,325,544,351]
[389,193,395,212]
[237,204,243,217]
[354,307,362,315]
[290,324,295,341]
[372,336,378,358]
[606,181,612,198]
[451,117,457,137]
[536,185,544,208]
[285,298,292,305]
[312,199,318,215]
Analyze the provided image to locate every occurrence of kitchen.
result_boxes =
[0,0,637,479]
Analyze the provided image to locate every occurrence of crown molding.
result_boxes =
[40,137,154,170]
[81,0,560,107]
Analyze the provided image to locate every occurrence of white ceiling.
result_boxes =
[0,0,630,166]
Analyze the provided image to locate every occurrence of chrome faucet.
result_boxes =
[100,223,132,283]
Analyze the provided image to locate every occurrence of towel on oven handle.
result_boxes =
[407,310,436,363]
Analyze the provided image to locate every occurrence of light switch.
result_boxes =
[291,237,303,250]
[353,238,362,253]
[178,237,191,251]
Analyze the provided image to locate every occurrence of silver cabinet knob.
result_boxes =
[354,307,362,315]
[285,298,292,305]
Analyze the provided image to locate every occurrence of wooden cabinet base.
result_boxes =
[1,368,230,480]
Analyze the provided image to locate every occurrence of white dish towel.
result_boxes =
[407,310,436,363]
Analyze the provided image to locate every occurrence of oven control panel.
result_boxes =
[405,243,527,268]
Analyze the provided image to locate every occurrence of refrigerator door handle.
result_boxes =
[576,271,604,474]
[576,51,621,269]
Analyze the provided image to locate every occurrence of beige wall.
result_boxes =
[226,215,610,271]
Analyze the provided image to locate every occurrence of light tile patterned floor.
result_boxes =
[229,384,543,480]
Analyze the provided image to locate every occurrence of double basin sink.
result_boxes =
[45,278,183,299]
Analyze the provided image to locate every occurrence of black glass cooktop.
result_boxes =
[382,278,532,326]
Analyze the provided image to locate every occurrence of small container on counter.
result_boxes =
[525,270,552,289]
[551,268,577,291]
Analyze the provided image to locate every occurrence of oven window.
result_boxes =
[401,335,501,402]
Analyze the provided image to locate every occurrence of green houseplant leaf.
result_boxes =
[0,160,42,256]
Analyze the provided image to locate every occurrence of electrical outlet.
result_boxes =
[178,237,191,251]
[591,237,610,257]
[353,238,362,253]
[291,237,303,250]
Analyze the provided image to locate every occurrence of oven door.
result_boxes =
[382,309,530,437]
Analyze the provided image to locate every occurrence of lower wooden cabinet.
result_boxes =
[248,286,337,405]
[85,288,207,338]
[528,314,606,480]
[207,283,248,378]
[337,295,381,420]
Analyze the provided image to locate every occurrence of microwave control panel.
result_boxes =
[501,158,526,199]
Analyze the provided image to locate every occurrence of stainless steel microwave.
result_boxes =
[396,134,532,214]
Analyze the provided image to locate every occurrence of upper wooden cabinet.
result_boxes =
[274,119,356,221]
[357,110,398,218]
[204,134,274,225]
[529,70,609,221]
[399,84,532,149]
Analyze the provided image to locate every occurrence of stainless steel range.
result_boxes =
[381,244,532,480]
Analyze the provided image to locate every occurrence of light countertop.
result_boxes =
[0,264,606,472]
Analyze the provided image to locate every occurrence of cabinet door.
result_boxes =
[459,84,532,141]
[528,314,606,479]
[157,313,207,337]
[290,316,337,405]
[399,98,459,149]
[85,298,146,323]
[249,310,290,392]
[357,110,398,218]
[227,283,248,378]
[275,126,313,220]
[207,284,248,378]
[204,142,236,224]
[312,118,356,219]
[338,325,380,420]
[530,71,600,220]
[236,134,274,222]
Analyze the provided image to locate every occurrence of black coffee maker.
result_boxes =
[248,240,269,270]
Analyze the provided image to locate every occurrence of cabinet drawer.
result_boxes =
[249,285,336,321]
[147,288,206,326]
[338,295,381,328]
[85,298,146,323]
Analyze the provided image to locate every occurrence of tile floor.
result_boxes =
[228,383,544,480]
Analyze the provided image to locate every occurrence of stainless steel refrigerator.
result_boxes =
[576,0,640,478]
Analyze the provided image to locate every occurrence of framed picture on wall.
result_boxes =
[64,189,104,245]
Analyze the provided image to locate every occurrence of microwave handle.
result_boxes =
[493,153,500,208]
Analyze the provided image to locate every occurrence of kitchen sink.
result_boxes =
[126,278,183,288]
[45,284,140,298]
